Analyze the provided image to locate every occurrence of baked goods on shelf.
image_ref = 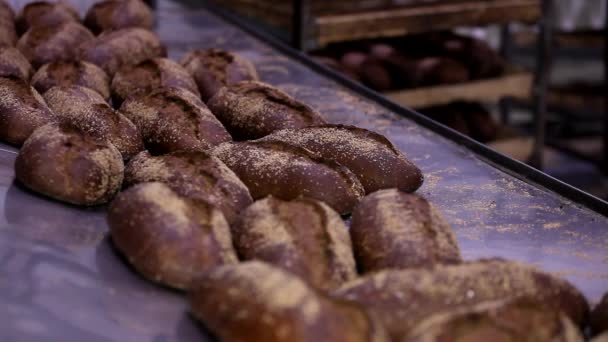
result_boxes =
[16,1,79,34]
[0,47,33,80]
[0,0,17,47]
[32,60,110,100]
[84,0,153,35]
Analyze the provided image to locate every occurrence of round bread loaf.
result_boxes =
[0,76,56,145]
[119,86,231,154]
[0,47,33,80]
[43,85,143,159]
[108,182,238,290]
[84,0,153,35]
[180,49,258,102]
[260,125,423,193]
[15,122,124,205]
[405,298,584,342]
[207,81,327,140]
[592,293,608,336]
[233,197,357,290]
[17,21,94,69]
[0,1,17,47]
[333,259,589,341]
[32,60,110,99]
[16,1,79,33]
[111,57,199,106]
[350,189,461,272]
[124,150,252,224]
[190,261,389,342]
[212,141,365,215]
[79,27,166,76]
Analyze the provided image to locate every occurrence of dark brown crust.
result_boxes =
[0,1,17,47]
[15,122,124,205]
[84,0,153,35]
[0,76,56,145]
[124,150,252,224]
[180,49,259,102]
[190,261,389,342]
[79,27,167,76]
[260,124,424,193]
[107,182,238,290]
[17,22,94,69]
[212,140,365,215]
[16,1,79,34]
[32,60,110,99]
[592,293,608,336]
[207,81,327,140]
[350,189,461,272]
[0,47,33,80]
[119,86,231,155]
[232,197,357,290]
[333,259,590,341]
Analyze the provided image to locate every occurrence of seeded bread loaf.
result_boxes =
[124,150,252,224]
[111,57,199,106]
[180,49,258,102]
[15,122,123,205]
[0,76,56,145]
[84,0,153,35]
[207,81,327,140]
[119,86,230,154]
[43,85,143,159]
[0,1,16,47]
[17,1,79,33]
[108,182,238,290]
[212,141,365,215]
[32,60,110,99]
[260,125,423,193]
[334,259,589,340]
[0,47,33,80]
[351,189,461,272]
[233,197,357,290]
[592,293,608,335]
[190,261,389,342]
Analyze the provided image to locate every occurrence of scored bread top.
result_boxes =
[17,1,80,33]
[84,0,153,35]
[32,60,110,99]
[0,47,33,80]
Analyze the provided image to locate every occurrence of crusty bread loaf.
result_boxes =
[16,1,79,33]
[212,141,365,215]
[124,150,252,224]
[0,47,33,80]
[0,76,56,145]
[260,125,423,193]
[333,259,589,340]
[15,122,123,205]
[119,86,231,154]
[0,1,17,47]
[190,261,389,342]
[108,182,238,290]
[405,298,584,342]
[17,22,94,69]
[350,189,461,272]
[111,57,200,106]
[233,197,357,290]
[592,293,608,336]
[32,60,110,99]
[207,81,327,140]
[84,0,153,35]
[43,85,143,159]
[80,27,166,76]
[180,49,258,102]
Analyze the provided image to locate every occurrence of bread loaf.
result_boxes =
[0,76,56,145]
[111,57,199,106]
[17,22,94,69]
[592,293,608,335]
[207,81,327,140]
[233,197,357,290]
[43,85,143,159]
[0,47,33,80]
[260,125,423,193]
[212,141,365,215]
[84,0,153,35]
[190,261,389,342]
[180,49,258,102]
[124,150,252,224]
[0,1,17,47]
[15,122,123,205]
[119,86,230,154]
[108,182,238,290]
[17,1,79,33]
[80,27,166,76]
[350,189,460,272]
[334,259,589,340]
[32,60,110,99]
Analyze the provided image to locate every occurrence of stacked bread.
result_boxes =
[1,1,597,341]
